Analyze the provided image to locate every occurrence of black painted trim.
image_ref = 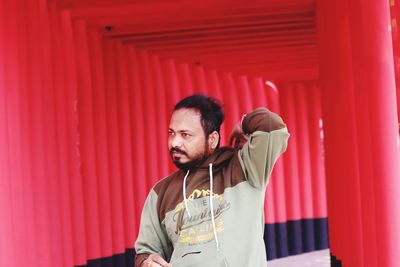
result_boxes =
[75,248,135,267]
[330,253,343,267]
[265,217,329,260]
[76,218,329,266]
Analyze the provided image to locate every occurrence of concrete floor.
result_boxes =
[268,249,330,267]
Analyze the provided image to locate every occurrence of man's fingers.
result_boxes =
[147,254,170,267]
[228,132,236,147]
[229,136,234,147]
[234,137,240,148]
[229,122,242,147]
[150,254,168,264]
[143,259,163,267]
[143,260,162,267]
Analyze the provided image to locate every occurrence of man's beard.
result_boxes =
[170,144,209,172]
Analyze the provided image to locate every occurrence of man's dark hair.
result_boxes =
[174,94,224,146]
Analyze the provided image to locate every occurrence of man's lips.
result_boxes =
[170,149,187,158]
[172,151,183,157]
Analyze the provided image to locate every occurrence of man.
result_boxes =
[135,94,289,267]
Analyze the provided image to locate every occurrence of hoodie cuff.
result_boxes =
[242,107,286,134]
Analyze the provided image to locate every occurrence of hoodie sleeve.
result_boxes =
[135,189,172,266]
[238,107,289,189]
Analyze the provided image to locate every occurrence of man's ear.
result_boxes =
[208,131,219,150]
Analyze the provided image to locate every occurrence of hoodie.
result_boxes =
[135,107,289,267]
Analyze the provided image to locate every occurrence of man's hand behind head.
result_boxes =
[142,254,171,267]
[229,122,249,149]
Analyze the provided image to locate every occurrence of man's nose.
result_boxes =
[170,135,183,148]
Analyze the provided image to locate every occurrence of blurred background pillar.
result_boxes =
[317,0,400,266]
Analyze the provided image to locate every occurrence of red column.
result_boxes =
[348,1,400,266]
[128,47,149,234]
[390,1,400,119]
[317,0,400,266]
[60,9,87,265]
[74,19,102,260]
[279,84,303,254]
[116,44,137,247]
[317,0,364,265]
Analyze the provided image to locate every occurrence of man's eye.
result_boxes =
[168,131,174,136]
[182,133,189,138]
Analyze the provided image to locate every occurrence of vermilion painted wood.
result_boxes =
[263,88,276,226]
[28,0,58,265]
[348,1,400,266]
[144,53,165,181]
[221,73,240,136]
[127,46,149,235]
[279,85,302,222]
[139,49,164,186]
[68,1,314,23]
[104,12,314,36]
[152,46,317,66]
[390,1,400,119]
[0,0,334,266]
[177,63,195,96]
[15,1,34,265]
[163,58,181,106]
[74,19,103,259]
[61,0,317,82]
[316,1,362,265]
[89,28,114,257]
[295,84,316,251]
[61,0,313,11]
[160,58,183,176]
[40,1,66,265]
[265,84,288,225]
[150,54,170,178]
[115,43,137,249]
[50,3,74,265]
[307,84,327,219]
[0,81,13,267]
[60,9,89,265]
[191,64,207,92]
[316,0,400,266]
[123,30,315,50]
[205,70,227,144]
[0,1,18,266]
[104,37,127,254]
[294,84,314,221]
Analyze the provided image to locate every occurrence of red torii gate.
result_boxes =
[0,0,399,266]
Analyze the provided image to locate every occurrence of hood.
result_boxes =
[197,147,236,172]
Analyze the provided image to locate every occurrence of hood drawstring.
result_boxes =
[182,165,220,251]
[183,170,191,217]
[209,163,220,251]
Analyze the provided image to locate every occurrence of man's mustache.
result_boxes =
[170,147,187,156]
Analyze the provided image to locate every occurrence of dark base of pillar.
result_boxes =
[265,217,329,260]
[75,219,329,266]
[330,253,342,267]
[75,248,135,267]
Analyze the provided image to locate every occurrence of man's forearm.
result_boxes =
[242,107,286,134]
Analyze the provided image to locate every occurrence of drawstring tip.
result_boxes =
[183,170,192,217]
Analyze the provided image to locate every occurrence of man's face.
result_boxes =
[168,108,209,171]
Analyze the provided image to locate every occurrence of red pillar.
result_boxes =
[317,0,400,266]
[348,1,400,266]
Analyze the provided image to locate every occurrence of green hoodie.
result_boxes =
[135,108,289,267]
